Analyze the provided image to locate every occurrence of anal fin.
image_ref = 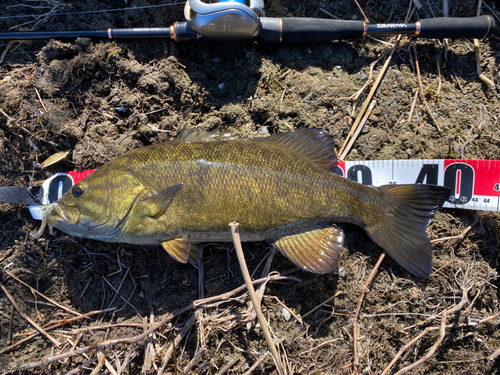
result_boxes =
[274,225,344,273]
[162,235,203,268]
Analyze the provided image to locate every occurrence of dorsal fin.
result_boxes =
[259,128,337,168]
[176,126,237,142]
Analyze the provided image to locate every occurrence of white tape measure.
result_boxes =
[335,159,500,212]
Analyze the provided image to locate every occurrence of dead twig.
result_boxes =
[180,345,205,375]
[88,352,106,375]
[339,36,401,160]
[229,222,285,375]
[340,99,377,160]
[215,356,240,375]
[436,56,442,97]
[412,46,441,133]
[9,271,298,371]
[352,253,386,374]
[6,270,82,316]
[352,0,369,22]
[381,278,471,375]
[63,356,98,375]
[7,304,15,345]
[488,348,500,361]
[0,281,61,348]
[474,0,495,90]
[0,108,14,124]
[431,214,479,244]
[241,352,269,375]
[246,246,277,329]
[302,291,343,319]
[412,0,423,10]
[157,310,200,375]
[142,308,156,374]
[0,308,116,355]
[443,0,449,64]
[407,88,419,123]
[348,53,385,101]
[8,0,64,30]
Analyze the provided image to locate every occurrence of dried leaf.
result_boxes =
[40,150,71,168]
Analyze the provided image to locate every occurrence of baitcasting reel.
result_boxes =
[184,0,264,42]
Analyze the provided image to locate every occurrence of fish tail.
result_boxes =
[364,184,450,278]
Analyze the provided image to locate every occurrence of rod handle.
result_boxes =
[419,15,495,39]
[258,18,365,44]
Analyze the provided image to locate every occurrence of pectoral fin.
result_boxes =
[162,235,203,268]
[274,225,344,273]
[141,183,184,218]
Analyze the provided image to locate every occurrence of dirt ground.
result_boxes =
[1,0,500,374]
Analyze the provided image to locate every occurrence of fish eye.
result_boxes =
[71,186,84,198]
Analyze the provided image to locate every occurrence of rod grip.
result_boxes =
[419,15,495,39]
[258,18,365,44]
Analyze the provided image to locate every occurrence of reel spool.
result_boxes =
[185,0,264,41]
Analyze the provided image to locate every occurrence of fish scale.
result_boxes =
[40,128,450,278]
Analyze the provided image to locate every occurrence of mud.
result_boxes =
[1,0,500,374]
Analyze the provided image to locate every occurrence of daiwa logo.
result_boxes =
[377,24,408,28]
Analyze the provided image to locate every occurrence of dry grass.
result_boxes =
[1,0,500,374]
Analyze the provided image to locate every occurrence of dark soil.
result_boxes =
[1,1,500,374]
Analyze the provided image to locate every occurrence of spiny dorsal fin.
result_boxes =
[259,128,337,169]
[274,225,344,273]
[176,126,237,142]
[161,235,203,268]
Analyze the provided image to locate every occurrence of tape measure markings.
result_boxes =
[336,159,500,212]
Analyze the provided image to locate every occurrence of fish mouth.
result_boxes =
[51,204,81,225]
[31,203,81,239]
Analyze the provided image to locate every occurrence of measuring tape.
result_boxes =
[27,159,500,220]
[335,159,500,212]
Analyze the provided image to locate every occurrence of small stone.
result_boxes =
[257,127,269,135]
[335,268,346,279]
[282,308,291,321]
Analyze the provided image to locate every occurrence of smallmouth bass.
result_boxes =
[35,128,450,278]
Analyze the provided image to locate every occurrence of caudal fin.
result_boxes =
[365,184,450,278]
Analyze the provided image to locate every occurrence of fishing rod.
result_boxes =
[0,0,495,43]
